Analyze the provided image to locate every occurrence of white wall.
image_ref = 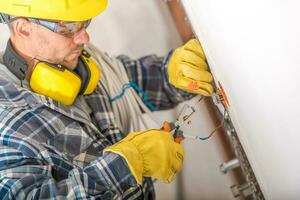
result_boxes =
[88,0,182,58]
[182,0,300,199]
[0,24,9,50]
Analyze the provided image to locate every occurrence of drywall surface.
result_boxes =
[182,0,300,199]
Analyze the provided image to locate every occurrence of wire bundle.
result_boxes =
[85,43,159,134]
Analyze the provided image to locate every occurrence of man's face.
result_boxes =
[29,19,90,70]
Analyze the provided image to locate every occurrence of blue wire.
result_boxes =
[199,136,211,140]
[109,81,157,111]
[109,83,131,102]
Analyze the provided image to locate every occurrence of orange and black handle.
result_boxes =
[162,121,184,144]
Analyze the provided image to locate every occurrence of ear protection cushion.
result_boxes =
[30,62,82,106]
[74,56,91,95]
[79,50,100,95]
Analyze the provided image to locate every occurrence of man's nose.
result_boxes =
[73,28,90,44]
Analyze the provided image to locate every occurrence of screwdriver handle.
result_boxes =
[162,121,184,144]
[162,121,173,132]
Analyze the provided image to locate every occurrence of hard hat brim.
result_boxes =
[0,0,108,22]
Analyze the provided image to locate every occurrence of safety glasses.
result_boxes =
[27,18,91,37]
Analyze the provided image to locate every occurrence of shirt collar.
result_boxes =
[3,39,28,80]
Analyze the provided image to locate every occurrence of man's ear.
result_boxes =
[13,18,32,38]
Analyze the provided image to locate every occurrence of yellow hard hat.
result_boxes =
[0,0,108,22]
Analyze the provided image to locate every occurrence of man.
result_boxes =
[0,0,213,199]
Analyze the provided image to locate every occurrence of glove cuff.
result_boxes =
[103,141,143,184]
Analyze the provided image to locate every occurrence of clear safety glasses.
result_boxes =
[27,18,91,37]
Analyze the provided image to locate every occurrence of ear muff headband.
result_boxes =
[30,50,100,106]
[75,50,100,95]
[81,50,100,95]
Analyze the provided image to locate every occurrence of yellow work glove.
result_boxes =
[168,39,214,96]
[103,130,184,184]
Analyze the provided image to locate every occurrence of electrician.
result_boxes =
[0,0,213,199]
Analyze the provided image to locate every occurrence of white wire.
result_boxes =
[85,43,160,134]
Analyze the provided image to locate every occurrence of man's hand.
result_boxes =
[104,130,184,184]
[168,39,214,96]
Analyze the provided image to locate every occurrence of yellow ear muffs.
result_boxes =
[30,50,100,106]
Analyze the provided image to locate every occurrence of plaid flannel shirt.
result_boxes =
[0,45,192,199]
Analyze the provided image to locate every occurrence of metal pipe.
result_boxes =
[220,158,240,174]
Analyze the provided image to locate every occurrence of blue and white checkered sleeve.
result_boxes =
[0,146,138,199]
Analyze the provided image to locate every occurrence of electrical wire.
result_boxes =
[85,43,160,134]
[184,107,226,141]
[109,82,157,111]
